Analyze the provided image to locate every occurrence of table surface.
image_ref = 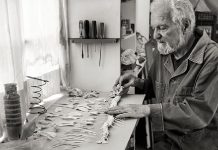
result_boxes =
[76,94,145,150]
[0,94,145,150]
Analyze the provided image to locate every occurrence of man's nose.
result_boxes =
[153,29,162,40]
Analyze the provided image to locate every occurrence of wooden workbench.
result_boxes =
[0,94,145,150]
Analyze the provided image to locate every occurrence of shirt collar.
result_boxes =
[188,30,215,64]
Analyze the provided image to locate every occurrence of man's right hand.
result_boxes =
[113,72,137,95]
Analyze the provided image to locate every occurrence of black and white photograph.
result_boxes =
[0,0,218,149]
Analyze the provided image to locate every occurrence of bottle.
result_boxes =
[4,83,22,140]
[131,23,135,33]
[122,25,126,37]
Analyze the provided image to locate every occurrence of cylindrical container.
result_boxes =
[4,83,22,140]
[121,19,126,27]
[131,23,135,33]
[79,20,84,38]
[126,19,130,30]
[84,20,90,39]
[122,25,126,36]
[99,22,105,38]
[91,20,97,39]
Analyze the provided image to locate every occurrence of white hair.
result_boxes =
[151,0,196,33]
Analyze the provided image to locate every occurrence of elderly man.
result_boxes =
[106,0,218,149]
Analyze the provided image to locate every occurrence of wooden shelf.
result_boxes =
[69,38,119,44]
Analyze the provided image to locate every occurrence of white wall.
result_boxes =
[189,0,210,12]
[68,0,120,92]
[136,0,150,39]
[121,0,136,25]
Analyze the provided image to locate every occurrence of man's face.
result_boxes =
[151,9,185,55]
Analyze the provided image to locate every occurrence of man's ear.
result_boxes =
[181,18,191,33]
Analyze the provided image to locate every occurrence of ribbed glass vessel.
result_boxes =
[4,83,22,140]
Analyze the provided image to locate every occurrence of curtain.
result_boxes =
[0,0,24,92]
[59,0,71,89]
[20,0,71,111]
[21,0,70,88]
[0,0,70,118]
[0,0,25,130]
[21,0,60,77]
[0,0,70,91]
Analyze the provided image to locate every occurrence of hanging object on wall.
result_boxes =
[91,20,97,52]
[84,20,90,58]
[84,20,90,39]
[91,20,97,39]
[75,20,116,65]
[79,20,84,59]
[99,22,105,67]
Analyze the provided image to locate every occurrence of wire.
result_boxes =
[26,76,49,82]
[26,76,49,114]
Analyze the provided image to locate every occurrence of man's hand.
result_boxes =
[105,104,150,119]
[113,73,137,96]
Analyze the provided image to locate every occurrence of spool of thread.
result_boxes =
[91,20,97,39]
[4,83,22,140]
[84,20,90,39]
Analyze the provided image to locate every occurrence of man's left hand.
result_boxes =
[105,104,150,119]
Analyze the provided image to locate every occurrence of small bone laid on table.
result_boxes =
[97,94,122,144]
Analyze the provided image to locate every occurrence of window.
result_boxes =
[21,0,61,77]
[0,0,68,114]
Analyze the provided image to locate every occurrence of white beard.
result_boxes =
[157,42,175,55]
[157,32,186,55]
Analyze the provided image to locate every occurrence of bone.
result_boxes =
[54,107,62,113]
[97,86,123,144]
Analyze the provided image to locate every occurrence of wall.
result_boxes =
[121,0,136,51]
[121,0,136,25]
[136,0,150,39]
[189,0,210,12]
[68,0,120,92]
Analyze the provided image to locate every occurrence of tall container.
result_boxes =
[4,83,22,140]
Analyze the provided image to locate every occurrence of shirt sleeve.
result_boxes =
[149,62,218,132]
